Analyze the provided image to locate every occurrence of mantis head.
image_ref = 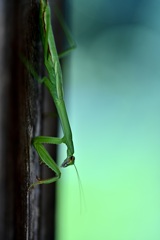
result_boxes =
[61,156,75,168]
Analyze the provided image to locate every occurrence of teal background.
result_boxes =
[57,1,160,239]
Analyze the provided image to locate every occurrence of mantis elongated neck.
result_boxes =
[45,79,74,157]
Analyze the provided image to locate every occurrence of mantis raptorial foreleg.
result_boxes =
[26,0,75,189]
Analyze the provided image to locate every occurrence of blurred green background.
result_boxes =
[56,0,160,239]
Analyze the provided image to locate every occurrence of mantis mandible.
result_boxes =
[26,0,75,188]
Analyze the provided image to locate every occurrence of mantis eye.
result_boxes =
[61,156,75,168]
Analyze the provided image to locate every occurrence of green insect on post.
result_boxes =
[27,0,75,188]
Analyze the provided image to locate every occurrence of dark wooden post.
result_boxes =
[0,0,42,239]
[0,0,66,239]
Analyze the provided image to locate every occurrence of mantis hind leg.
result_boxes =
[29,136,64,190]
[53,6,76,58]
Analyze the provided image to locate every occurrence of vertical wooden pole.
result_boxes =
[0,0,67,239]
[0,0,41,239]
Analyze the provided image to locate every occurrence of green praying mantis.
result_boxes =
[24,0,76,189]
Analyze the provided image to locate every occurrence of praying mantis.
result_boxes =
[25,0,76,189]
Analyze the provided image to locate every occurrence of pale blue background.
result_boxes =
[56,1,160,239]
